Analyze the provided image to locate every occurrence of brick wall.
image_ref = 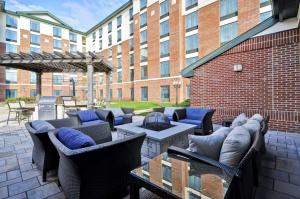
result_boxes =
[190,28,300,132]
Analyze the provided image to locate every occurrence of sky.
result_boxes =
[6,0,129,32]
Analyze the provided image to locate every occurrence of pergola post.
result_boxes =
[87,63,94,108]
[105,71,111,107]
[36,72,42,102]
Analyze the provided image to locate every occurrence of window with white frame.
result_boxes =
[6,44,17,53]
[130,23,134,36]
[6,29,17,42]
[30,72,37,84]
[186,11,198,32]
[140,30,147,44]
[6,15,17,28]
[53,39,62,49]
[140,48,148,62]
[117,15,122,27]
[53,27,62,38]
[220,0,238,18]
[118,88,122,99]
[130,54,134,66]
[160,20,169,37]
[185,57,198,66]
[53,73,63,85]
[129,8,133,20]
[69,32,77,42]
[30,34,40,45]
[130,38,134,51]
[220,22,238,44]
[70,44,77,53]
[6,68,17,84]
[118,57,122,68]
[185,0,198,10]
[117,29,122,42]
[160,0,169,17]
[140,0,147,10]
[260,11,272,22]
[160,61,170,77]
[160,86,170,102]
[117,71,122,82]
[141,65,148,79]
[140,12,147,28]
[108,35,112,46]
[185,34,198,54]
[117,44,122,55]
[160,40,170,57]
[141,86,148,101]
[108,22,112,33]
[30,47,40,53]
[30,21,40,32]
[99,28,103,38]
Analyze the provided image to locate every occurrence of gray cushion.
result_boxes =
[31,120,55,133]
[164,107,181,116]
[243,119,260,137]
[188,132,226,160]
[250,114,264,123]
[219,126,251,167]
[231,113,248,128]
[213,127,231,137]
[105,108,124,117]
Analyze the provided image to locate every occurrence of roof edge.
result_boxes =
[181,17,278,78]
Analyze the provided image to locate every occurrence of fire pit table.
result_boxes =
[116,113,196,159]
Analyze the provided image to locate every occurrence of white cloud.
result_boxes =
[6,0,45,11]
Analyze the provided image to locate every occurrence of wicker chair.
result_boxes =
[49,128,146,199]
[152,107,179,121]
[25,118,80,181]
[102,108,134,127]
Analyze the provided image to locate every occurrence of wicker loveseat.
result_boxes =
[48,127,146,199]
[103,108,134,127]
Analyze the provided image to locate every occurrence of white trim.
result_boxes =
[160,56,170,62]
[140,43,148,49]
[140,25,147,32]
[160,16,169,23]
[260,5,272,14]
[117,68,122,72]
[100,75,182,85]
[162,179,172,186]
[129,66,134,69]
[140,61,148,66]
[160,36,170,42]
[117,54,122,58]
[184,6,198,16]
[220,16,238,26]
[140,8,147,15]
[185,29,198,37]
[185,52,198,58]
[129,50,134,54]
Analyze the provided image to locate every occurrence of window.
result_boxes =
[260,11,272,22]
[160,40,170,57]
[70,44,77,53]
[6,29,17,42]
[30,47,40,53]
[108,22,112,33]
[186,57,198,66]
[53,73,63,85]
[260,0,270,7]
[99,75,103,85]
[141,87,148,101]
[53,39,62,49]
[140,0,147,10]
[69,32,77,42]
[118,88,122,99]
[30,72,37,84]
[92,32,96,42]
[188,192,199,199]
[130,69,134,81]
[53,90,62,96]
[189,176,200,191]
[30,34,40,45]
[160,61,170,77]
[6,89,18,99]
[99,28,103,38]
[99,89,103,98]
[185,0,198,10]
[6,68,17,84]
[140,12,147,28]
[117,71,122,82]
[130,88,134,100]
[130,23,134,36]
[130,54,134,66]
[6,44,17,53]
[30,89,37,97]
[220,0,238,18]
[108,48,112,58]
[186,11,198,32]
[129,38,134,51]
[140,30,147,44]
[117,58,122,68]
[99,40,103,50]
[161,86,170,102]
[117,29,122,42]
[110,89,113,99]
[109,73,113,83]
[186,84,190,99]
[140,48,148,62]
[53,27,62,38]
[162,165,172,182]
[117,44,122,55]
[220,22,238,44]
[141,65,148,79]
[30,21,40,32]
[160,0,169,17]
[6,15,17,28]
[117,15,122,27]
[108,35,112,46]
[185,34,198,53]
[129,8,133,20]
[160,20,169,37]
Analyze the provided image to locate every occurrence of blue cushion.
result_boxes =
[31,120,55,133]
[114,116,124,125]
[179,119,202,128]
[186,108,213,120]
[57,127,96,150]
[167,116,173,121]
[82,120,105,126]
[77,110,99,123]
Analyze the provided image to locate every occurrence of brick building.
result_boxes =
[0,0,272,102]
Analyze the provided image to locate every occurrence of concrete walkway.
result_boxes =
[0,120,299,199]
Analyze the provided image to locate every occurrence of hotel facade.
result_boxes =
[0,0,272,102]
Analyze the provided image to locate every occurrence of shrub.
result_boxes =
[6,96,36,103]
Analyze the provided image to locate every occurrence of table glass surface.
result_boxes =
[131,152,233,199]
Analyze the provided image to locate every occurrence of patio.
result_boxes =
[0,118,299,199]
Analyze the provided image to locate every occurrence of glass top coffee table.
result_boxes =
[129,151,234,199]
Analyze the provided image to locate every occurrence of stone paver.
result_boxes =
[0,121,299,199]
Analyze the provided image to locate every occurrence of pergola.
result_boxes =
[0,51,114,107]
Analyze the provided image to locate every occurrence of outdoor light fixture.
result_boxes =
[233,64,243,72]
[173,79,182,105]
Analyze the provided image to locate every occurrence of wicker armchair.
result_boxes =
[49,128,146,199]
[102,108,134,127]
[152,107,180,121]
[25,118,80,181]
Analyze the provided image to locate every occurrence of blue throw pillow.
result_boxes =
[31,120,55,133]
[77,110,99,123]
[57,127,96,150]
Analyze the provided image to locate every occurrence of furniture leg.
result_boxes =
[7,111,10,125]
[130,183,140,199]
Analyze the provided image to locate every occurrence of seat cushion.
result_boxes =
[105,108,125,118]
[82,120,105,126]
[114,116,124,125]
[77,110,99,123]
[213,127,231,137]
[57,127,96,150]
[179,119,202,128]
[186,108,213,120]
[250,114,264,123]
[231,113,248,128]
[242,119,261,138]
[219,126,251,167]
[167,116,173,121]
[189,133,226,160]
[31,120,55,133]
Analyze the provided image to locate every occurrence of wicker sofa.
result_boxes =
[174,108,215,135]
[48,126,146,199]
[25,118,80,181]
[103,108,134,127]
